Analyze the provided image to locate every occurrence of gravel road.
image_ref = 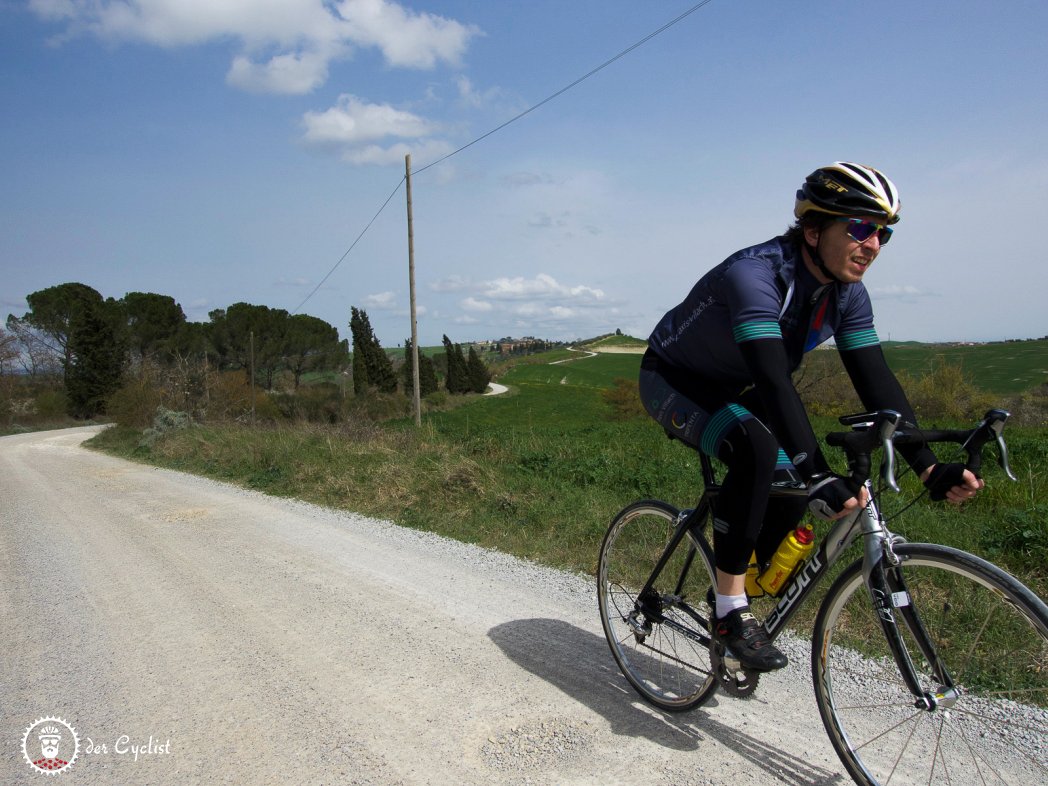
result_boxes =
[1,426,851,785]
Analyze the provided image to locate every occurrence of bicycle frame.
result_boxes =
[640,473,952,706]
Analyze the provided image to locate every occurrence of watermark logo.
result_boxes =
[21,716,80,775]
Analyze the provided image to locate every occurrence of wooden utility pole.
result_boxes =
[249,330,256,425]
[405,154,421,427]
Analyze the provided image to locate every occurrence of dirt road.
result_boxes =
[1,427,848,785]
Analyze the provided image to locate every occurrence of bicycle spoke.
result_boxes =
[813,544,1048,785]
[597,501,718,712]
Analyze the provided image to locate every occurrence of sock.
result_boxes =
[715,592,748,619]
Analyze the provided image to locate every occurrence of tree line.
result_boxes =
[3,282,490,423]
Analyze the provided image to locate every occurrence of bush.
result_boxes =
[34,389,68,418]
[600,378,647,421]
[107,376,164,428]
[272,383,343,423]
[899,360,995,423]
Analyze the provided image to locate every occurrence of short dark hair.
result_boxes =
[781,212,833,248]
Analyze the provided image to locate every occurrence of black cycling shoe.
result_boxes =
[712,606,788,672]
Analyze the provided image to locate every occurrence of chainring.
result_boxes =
[710,641,760,698]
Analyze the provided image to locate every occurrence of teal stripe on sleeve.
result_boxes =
[837,328,880,351]
[733,321,783,343]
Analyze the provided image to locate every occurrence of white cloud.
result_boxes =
[300,95,453,166]
[227,49,335,94]
[364,290,397,309]
[30,0,480,95]
[482,273,604,303]
[302,94,437,145]
[455,75,502,108]
[336,0,480,69]
[460,297,492,312]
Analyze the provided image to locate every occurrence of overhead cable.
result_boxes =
[293,0,717,313]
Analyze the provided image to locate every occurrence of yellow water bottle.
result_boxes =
[744,552,765,598]
[757,524,815,596]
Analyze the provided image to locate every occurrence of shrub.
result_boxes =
[107,376,164,428]
[899,360,994,423]
[601,378,647,421]
[34,389,68,418]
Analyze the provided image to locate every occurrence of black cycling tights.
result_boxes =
[639,349,806,576]
[711,418,806,575]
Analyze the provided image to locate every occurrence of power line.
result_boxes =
[294,0,717,314]
[413,0,717,177]
[291,177,405,315]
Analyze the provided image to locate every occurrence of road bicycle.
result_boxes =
[597,409,1048,785]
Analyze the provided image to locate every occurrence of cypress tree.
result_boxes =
[65,299,127,418]
[466,345,491,393]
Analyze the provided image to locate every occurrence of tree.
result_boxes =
[120,292,186,365]
[350,307,395,394]
[0,327,19,376]
[284,314,346,389]
[19,282,104,370]
[208,303,288,388]
[466,345,491,393]
[401,338,439,397]
[65,299,127,418]
[442,334,470,394]
[4,315,62,377]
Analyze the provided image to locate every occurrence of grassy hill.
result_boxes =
[881,339,1048,395]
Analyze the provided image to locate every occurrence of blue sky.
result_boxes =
[3,0,1047,347]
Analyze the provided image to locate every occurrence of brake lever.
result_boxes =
[878,411,902,492]
[987,409,1018,481]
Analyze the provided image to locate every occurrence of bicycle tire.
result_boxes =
[812,542,1048,786]
[597,499,718,712]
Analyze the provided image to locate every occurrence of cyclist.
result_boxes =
[639,162,984,671]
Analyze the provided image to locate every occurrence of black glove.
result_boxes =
[923,462,968,502]
[807,472,861,521]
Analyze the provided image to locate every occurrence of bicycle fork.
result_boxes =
[860,498,957,711]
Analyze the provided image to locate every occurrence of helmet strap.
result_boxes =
[804,231,843,284]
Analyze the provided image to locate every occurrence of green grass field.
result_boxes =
[882,339,1048,394]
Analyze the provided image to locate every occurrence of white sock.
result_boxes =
[715,592,748,619]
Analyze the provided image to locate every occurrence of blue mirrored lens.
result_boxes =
[839,219,892,245]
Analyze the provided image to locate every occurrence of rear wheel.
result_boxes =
[813,543,1048,785]
[597,500,718,712]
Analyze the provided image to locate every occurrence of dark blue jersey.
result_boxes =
[648,236,879,387]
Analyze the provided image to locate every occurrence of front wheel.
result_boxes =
[812,543,1048,786]
[597,499,718,712]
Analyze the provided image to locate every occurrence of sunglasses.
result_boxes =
[834,217,893,245]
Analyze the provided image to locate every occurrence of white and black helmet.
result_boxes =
[794,162,901,224]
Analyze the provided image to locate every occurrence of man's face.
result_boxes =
[40,736,60,758]
[804,214,888,284]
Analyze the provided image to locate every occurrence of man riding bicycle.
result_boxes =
[639,162,983,671]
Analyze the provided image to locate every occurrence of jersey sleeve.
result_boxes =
[721,257,786,343]
[834,284,880,351]
[722,258,830,479]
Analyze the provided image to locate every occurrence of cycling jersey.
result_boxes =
[646,236,935,481]
[649,236,876,384]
